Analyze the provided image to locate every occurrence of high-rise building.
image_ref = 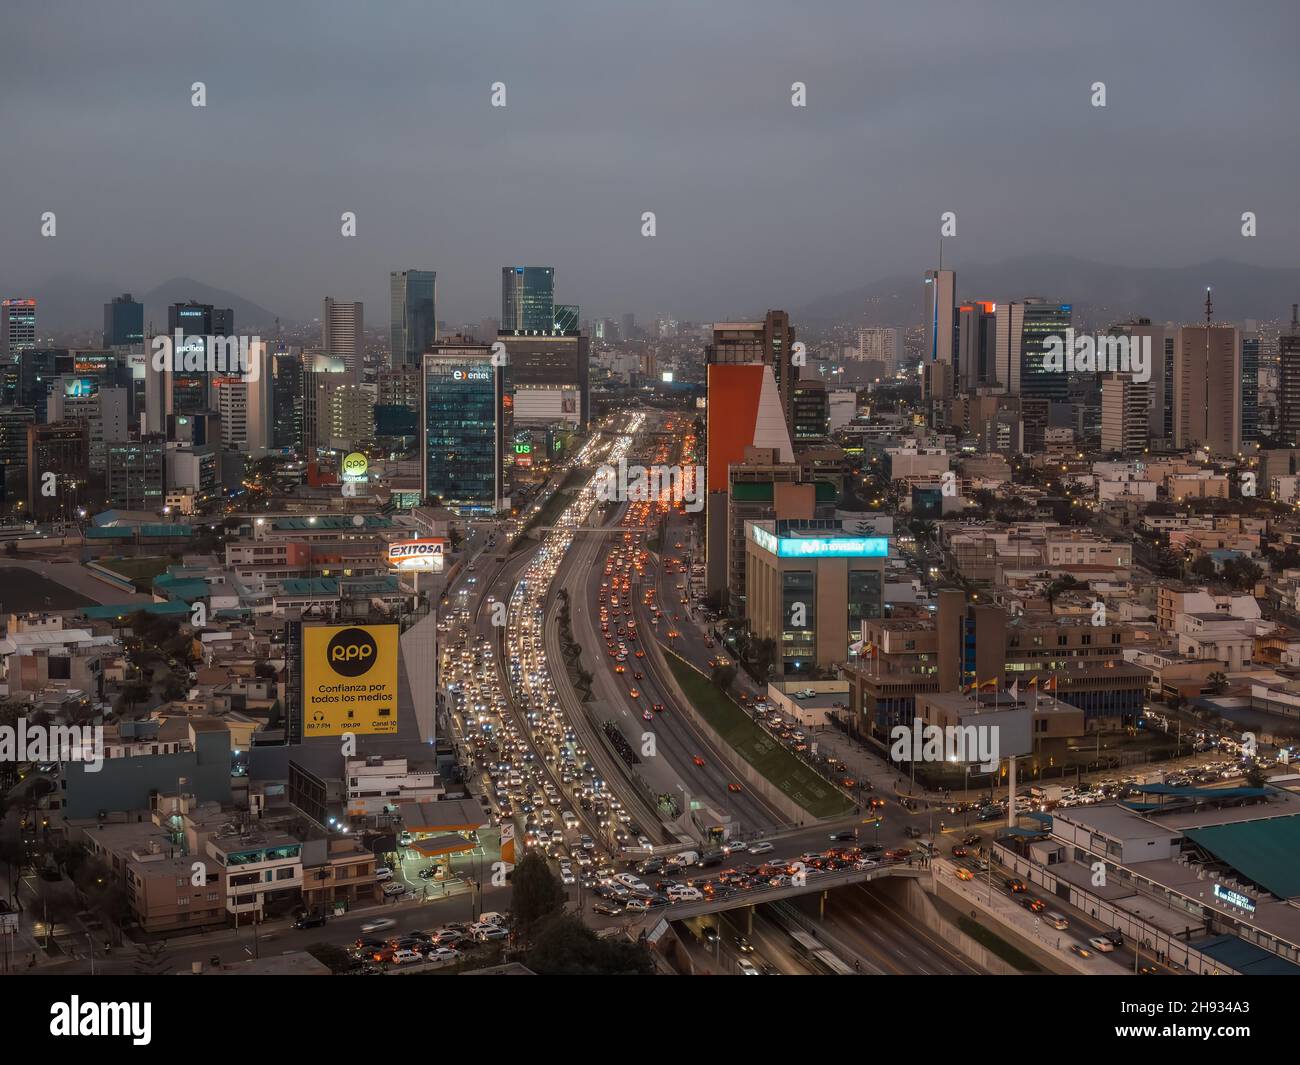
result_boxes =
[501,267,556,335]
[997,299,1072,400]
[1174,312,1241,456]
[375,366,422,444]
[956,302,996,390]
[103,294,144,349]
[1113,319,1170,444]
[168,301,233,337]
[303,354,348,453]
[27,421,89,519]
[922,270,956,369]
[499,334,589,429]
[1279,306,1300,445]
[792,380,829,445]
[322,298,364,381]
[1,299,37,356]
[389,270,436,369]
[422,340,506,512]
[707,311,798,437]
[106,435,166,510]
[326,383,375,452]
[1099,373,1150,454]
[855,327,902,369]
[212,342,271,455]
[271,348,304,451]
[621,313,636,341]
[1242,329,1260,446]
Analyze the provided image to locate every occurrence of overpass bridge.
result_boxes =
[655,863,929,923]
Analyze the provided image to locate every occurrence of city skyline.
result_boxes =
[3,1,1298,325]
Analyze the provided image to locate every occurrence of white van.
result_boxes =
[668,850,700,868]
[1045,911,1070,930]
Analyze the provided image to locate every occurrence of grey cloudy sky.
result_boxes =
[3,0,1297,324]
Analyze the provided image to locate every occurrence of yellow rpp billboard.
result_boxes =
[302,623,399,736]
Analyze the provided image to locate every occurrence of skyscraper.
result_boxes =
[1100,373,1150,454]
[271,348,304,452]
[322,297,364,381]
[1174,313,1241,456]
[389,270,436,369]
[706,310,798,437]
[1279,306,1300,445]
[1242,328,1260,446]
[1,299,37,356]
[997,298,1071,400]
[103,294,144,349]
[501,267,556,334]
[922,270,956,368]
[422,341,506,513]
[956,302,996,390]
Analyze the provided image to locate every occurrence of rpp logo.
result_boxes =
[327,628,378,677]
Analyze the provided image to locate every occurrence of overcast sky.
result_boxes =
[3,0,1297,324]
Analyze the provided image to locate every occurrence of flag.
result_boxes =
[1009,680,1019,702]
[1027,675,1039,688]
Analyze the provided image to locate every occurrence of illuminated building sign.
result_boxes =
[342,452,369,481]
[1212,883,1255,912]
[750,525,889,558]
[387,538,448,571]
[64,378,97,397]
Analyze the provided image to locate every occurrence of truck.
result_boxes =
[1028,784,1065,805]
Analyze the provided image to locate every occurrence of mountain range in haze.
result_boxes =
[11,256,1300,337]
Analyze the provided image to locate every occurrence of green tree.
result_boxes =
[710,663,737,692]
[526,913,654,975]
[510,850,566,940]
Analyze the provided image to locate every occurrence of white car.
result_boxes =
[375,867,394,882]
[478,911,509,926]
[381,881,408,897]
[475,925,508,942]
[738,958,761,975]
[667,886,703,902]
[560,869,577,885]
[747,841,774,855]
[391,948,423,965]
[1088,936,1116,953]
[427,947,462,963]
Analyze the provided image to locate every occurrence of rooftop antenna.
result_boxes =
[1204,287,1213,325]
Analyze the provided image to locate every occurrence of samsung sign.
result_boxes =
[1212,883,1255,912]
[750,525,889,559]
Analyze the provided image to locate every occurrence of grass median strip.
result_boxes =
[665,653,851,820]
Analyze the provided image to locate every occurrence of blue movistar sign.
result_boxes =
[751,525,888,558]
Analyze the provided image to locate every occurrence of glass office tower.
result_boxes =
[389,270,437,368]
[422,345,505,512]
[501,267,556,335]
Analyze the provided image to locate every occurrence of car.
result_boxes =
[738,958,760,975]
[960,833,982,846]
[702,926,719,944]
[747,841,774,855]
[727,782,742,793]
[950,846,968,858]
[427,947,463,963]
[294,913,327,929]
[592,901,623,916]
[692,756,706,767]
[360,918,397,934]
[955,867,974,881]
[651,703,665,714]
[1006,878,1027,894]
[1021,896,1046,913]
[382,881,409,897]
[391,948,424,965]
[733,935,755,954]
[418,867,437,880]
[375,866,394,882]
[1045,912,1070,930]
[1088,936,1115,953]
[560,869,576,885]
[829,829,858,841]
[625,897,649,912]
[474,925,509,941]
[1069,943,1094,959]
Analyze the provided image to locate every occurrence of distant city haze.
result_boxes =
[2,0,1297,325]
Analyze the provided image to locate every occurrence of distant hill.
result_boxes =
[793,255,1300,328]
[5,273,281,335]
